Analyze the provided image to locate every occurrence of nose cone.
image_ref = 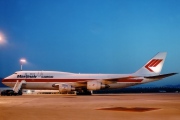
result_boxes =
[1,78,5,84]
[1,78,9,86]
[1,77,12,87]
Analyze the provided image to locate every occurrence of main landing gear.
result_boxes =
[76,89,92,95]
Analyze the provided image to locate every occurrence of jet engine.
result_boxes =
[58,83,75,93]
[87,81,109,90]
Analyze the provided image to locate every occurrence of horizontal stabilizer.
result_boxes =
[144,73,178,79]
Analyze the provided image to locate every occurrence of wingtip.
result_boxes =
[172,73,178,75]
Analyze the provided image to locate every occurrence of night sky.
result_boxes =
[0,0,179,86]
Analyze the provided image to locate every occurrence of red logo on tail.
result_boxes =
[145,59,163,72]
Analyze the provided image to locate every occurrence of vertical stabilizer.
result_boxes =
[134,52,167,76]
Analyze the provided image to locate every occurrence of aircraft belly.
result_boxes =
[22,82,56,90]
[3,82,14,87]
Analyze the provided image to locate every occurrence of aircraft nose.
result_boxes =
[1,78,5,84]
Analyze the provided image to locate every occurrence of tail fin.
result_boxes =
[134,52,167,76]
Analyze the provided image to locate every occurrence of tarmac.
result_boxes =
[0,93,180,120]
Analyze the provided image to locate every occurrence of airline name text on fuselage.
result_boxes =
[17,75,54,78]
[17,75,37,78]
[41,76,53,78]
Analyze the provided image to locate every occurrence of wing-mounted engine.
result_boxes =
[87,80,109,90]
[53,83,75,93]
[59,83,75,93]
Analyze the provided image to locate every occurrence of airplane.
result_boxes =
[2,52,177,95]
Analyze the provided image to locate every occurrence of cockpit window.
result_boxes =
[14,73,17,74]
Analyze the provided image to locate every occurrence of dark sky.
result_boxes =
[0,0,179,86]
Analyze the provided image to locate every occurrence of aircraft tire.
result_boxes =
[76,91,92,95]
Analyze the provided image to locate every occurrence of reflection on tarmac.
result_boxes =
[97,107,161,112]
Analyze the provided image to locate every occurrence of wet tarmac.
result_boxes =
[0,93,180,120]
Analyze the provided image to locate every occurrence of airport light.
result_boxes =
[0,32,6,45]
[27,90,32,94]
[0,36,3,45]
[20,58,27,71]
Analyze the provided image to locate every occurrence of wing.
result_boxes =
[75,73,178,87]
[75,76,140,87]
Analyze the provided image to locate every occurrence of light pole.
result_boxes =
[20,59,26,71]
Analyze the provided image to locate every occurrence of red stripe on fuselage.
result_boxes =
[2,79,90,82]
[2,78,143,83]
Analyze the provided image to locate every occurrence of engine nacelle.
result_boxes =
[59,83,75,93]
[87,81,109,90]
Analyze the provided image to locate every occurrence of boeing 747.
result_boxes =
[2,52,177,95]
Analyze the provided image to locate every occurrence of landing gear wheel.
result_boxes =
[18,90,23,95]
[76,90,92,95]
